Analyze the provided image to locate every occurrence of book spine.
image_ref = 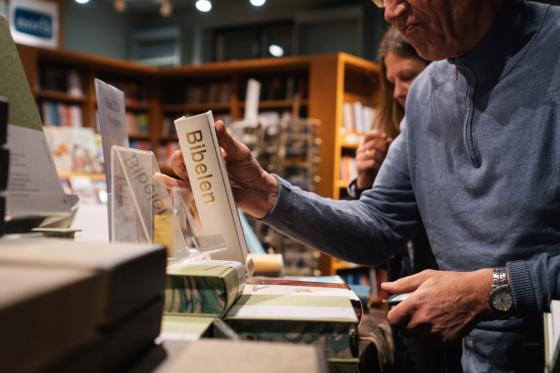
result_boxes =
[174,112,248,263]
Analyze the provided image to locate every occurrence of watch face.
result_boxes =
[491,286,513,312]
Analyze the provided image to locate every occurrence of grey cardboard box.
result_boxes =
[0,264,98,373]
[0,237,166,326]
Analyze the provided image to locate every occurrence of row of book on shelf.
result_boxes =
[39,68,83,96]
[41,101,83,127]
[342,101,377,141]
[339,155,357,184]
[127,112,150,136]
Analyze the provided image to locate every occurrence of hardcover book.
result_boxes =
[164,259,245,317]
[174,111,248,264]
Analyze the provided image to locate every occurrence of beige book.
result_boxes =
[174,111,248,264]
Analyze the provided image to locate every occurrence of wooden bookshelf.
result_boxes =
[16,45,380,275]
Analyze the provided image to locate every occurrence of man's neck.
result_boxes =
[454,0,507,58]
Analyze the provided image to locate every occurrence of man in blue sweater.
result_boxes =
[170,0,560,371]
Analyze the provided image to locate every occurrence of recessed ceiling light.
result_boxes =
[195,0,212,12]
[75,0,90,4]
[269,44,284,57]
[250,0,266,6]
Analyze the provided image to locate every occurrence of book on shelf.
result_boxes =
[41,101,83,127]
[129,139,152,151]
[126,111,150,136]
[342,102,377,141]
[242,76,307,101]
[185,81,231,104]
[339,155,357,183]
[40,67,83,97]
[104,80,147,105]
[545,300,560,373]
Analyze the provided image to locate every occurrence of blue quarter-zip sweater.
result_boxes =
[264,1,560,371]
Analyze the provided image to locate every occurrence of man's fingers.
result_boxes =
[215,121,248,162]
[170,150,188,180]
[386,298,414,327]
[362,130,388,142]
[153,172,188,192]
[381,270,434,294]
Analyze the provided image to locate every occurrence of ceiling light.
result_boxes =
[114,0,126,12]
[268,44,284,58]
[75,0,90,4]
[195,0,212,12]
[160,0,173,16]
[250,0,266,6]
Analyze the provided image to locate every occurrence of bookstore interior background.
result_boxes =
[2,0,560,372]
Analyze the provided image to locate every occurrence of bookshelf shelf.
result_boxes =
[341,142,359,150]
[239,99,308,110]
[58,172,106,181]
[128,133,151,140]
[160,135,178,142]
[336,180,350,189]
[160,102,231,113]
[125,101,150,111]
[36,90,86,104]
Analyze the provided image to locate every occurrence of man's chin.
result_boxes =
[410,41,452,61]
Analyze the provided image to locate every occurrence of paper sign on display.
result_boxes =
[95,78,129,192]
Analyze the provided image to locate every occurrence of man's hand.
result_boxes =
[355,130,392,189]
[169,121,278,219]
[381,269,493,342]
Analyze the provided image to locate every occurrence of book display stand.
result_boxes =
[110,145,226,261]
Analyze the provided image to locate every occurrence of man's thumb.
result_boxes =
[381,270,433,294]
[215,121,245,160]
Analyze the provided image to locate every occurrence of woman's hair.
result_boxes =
[373,26,428,138]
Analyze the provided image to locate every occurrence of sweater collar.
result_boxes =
[450,0,546,91]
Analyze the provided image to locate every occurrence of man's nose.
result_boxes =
[384,0,408,24]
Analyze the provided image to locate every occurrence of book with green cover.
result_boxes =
[159,315,215,341]
[164,259,245,317]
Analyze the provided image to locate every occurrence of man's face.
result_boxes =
[384,0,473,60]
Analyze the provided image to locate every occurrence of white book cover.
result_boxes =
[174,111,248,264]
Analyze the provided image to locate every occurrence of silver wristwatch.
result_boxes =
[489,267,514,314]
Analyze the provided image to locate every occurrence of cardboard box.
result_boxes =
[0,264,98,373]
[0,237,166,326]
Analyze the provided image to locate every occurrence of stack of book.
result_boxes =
[0,97,7,236]
[41,101,83,127]
[339,155,357,184]
[545,300,560,373]
[224,277,361,363]
[0,238,167,372]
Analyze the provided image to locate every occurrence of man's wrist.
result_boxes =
[254,171,278,219]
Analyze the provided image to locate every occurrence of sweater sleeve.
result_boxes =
[262,119,422,267]
[507,253,560,314]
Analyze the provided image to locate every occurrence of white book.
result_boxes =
[545,300,560,373]
[174,111,249,264]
